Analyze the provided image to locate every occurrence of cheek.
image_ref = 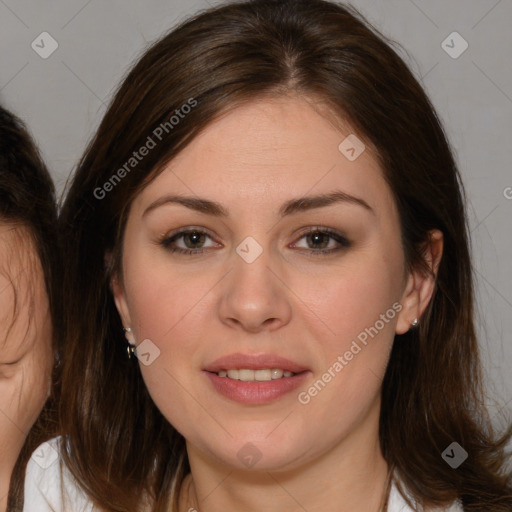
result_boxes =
[0,280,15,342]
[0,359,50,440]
[0,310,52,427]
[125,258,212,342]
[123,259,210,420]
[0,358,50,475]
[293,252,401,410]
[122,221,237,348]
[301,252,403,345]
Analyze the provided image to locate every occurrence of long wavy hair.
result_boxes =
[57,1,512,510]
[0,105,60,511]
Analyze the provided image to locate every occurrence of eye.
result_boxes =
[0,358,21,379]
[159,228,219,255]
[292,227,351,255]
[158,226,351,256]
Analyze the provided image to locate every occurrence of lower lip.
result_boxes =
[204,371,310,405]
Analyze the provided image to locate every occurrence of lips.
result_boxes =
[204,353,309,374]
[203,353,310,404]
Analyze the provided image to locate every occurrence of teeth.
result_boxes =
[270,369,283,379]
[216,368,296,381]
[239,369,254,381]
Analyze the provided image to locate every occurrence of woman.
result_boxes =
[24,0,512,510]
[0,105,59,512]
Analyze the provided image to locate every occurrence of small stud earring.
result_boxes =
[411,318,419,328]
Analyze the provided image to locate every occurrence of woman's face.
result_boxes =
[0,225,52,483]
[113,95,429,472]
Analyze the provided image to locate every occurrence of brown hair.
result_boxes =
[0,105,60,510]
[58,0,512,510]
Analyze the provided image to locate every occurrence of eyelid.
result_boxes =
[293,225,348,239]
[160,226,218,241]
[0,358,22,366]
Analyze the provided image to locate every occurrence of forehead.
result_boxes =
[134,95,396,221]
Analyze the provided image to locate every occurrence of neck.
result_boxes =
[180,398,389,512]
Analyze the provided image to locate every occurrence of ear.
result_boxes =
[395,229,443,334]
[106,252,132,329]
[111,275,132,329]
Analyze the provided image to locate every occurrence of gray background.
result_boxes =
[1,0,511,429]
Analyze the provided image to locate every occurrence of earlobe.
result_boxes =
[395,272,419,334]
[395,229,444,335]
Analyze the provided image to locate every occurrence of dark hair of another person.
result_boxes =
[57,1,512,510]
[0,106,60,510]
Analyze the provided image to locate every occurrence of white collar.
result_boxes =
[388,478,463,511]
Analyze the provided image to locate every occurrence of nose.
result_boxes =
[217,242,292,333]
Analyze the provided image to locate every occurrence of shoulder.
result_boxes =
[388,477,464,512]
[23,436,94,512]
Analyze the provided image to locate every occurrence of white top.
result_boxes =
[24,437,464,512]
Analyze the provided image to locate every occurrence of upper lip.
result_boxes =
[204,353,309,373]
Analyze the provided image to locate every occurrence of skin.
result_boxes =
[0,225,52,511]
[112,94,443,512]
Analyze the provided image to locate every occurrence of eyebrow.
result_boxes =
[143,190,374,218]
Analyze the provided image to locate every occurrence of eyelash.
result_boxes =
[158,226,351,257]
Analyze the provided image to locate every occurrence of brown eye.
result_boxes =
[305,231,331,249]
[159,228,219,255]
[182,231,206,249]
[292,227,351,256]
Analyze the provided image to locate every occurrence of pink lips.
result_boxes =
[203,353,310,405]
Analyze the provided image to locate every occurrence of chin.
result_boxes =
[192,428,320,473]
